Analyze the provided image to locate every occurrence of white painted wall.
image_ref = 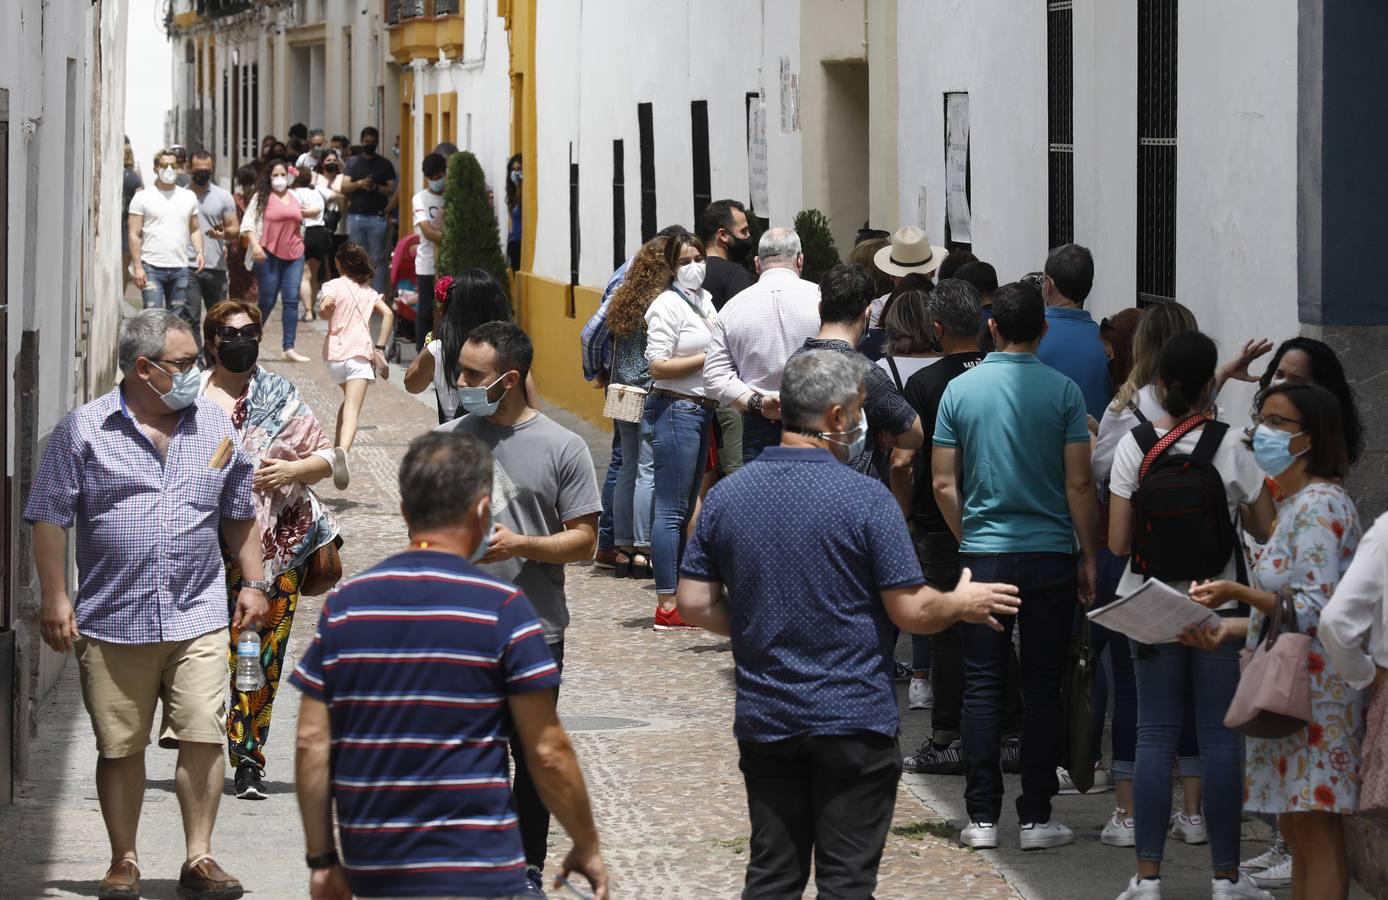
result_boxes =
[531,0,800,287]
[896,0,1049,286]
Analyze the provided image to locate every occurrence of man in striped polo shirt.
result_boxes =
[291,432,609,899]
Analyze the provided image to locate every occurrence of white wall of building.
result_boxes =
[531,0,800,287]
[125,0,174,184]
[896,0,1049,286]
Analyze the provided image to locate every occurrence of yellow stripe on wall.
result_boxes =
[515,272,607,427]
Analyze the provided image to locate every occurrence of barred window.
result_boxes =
[1137,0,1177,305]
[691,100,711,227]
[638,103,656,242]
[612,139,625,269]
[1047,0,1074,249]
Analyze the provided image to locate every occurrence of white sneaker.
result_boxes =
[1100,808,1136,847]
[1115,875,1163,899]
[332,447,350,490]
[1058,762,1115,794]
[1240,839,1289,873]
[1020,818,1074,850]
[1169,811,1207,845]
[282,348,311,362]
[1249,856,1292,889]
[959,821,999,849]
[908,676,934,710]
[1212,873,1275,899]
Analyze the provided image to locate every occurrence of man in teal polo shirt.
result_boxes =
[1037,243,1112,418]
[932,281,1100,852]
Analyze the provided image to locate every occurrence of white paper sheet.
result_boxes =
[1086,578,1219,645]
[747,100,769,214]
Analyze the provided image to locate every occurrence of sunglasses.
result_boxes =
[216,324,262,342]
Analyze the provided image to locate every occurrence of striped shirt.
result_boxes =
[290,550,561,898]
[22,387,256,644]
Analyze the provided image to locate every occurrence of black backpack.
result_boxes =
[1130,416,1236,582]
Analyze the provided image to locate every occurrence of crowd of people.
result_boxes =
[50,166,1386,900]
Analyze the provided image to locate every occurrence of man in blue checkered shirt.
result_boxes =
[24,309,269,900]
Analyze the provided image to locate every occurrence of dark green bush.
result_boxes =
[439,151,511,297]
[793,208,840,284]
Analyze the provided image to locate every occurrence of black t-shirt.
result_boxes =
[903,351,986,531]
[345,154,398,216]
[703,256,754,311]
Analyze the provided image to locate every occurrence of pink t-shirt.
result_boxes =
[261,192,305,260]
[320,277,381,362]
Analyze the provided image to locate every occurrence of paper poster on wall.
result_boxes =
[747,99,769,214]
[779,57,800,134]
[917,185,929,231]
[945,92,972,244]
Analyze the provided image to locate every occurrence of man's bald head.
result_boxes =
[757,227,803,273]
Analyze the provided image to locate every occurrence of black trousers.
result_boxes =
[511,639,564,870]
[914,531,1024,743]
[738,732,900,900]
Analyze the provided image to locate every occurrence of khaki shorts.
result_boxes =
[75,629,230,758]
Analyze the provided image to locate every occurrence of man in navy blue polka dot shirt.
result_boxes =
[678,348,1020,898]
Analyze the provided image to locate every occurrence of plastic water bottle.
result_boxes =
[235,631,265,691]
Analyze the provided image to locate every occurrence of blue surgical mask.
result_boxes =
[469,508,492,564]
[510,169,522,185]
[151,362,202,412]
[1252,424,1306,478]
[428,177,446,193]
[458,373,511,418]
[824,409,869,463]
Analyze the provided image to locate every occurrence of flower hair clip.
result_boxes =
[435,275,454,309]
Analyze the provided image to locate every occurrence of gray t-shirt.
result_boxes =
[435,412,602,644]
[190,184,237,271]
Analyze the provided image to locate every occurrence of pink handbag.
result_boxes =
[1224,592,1313,739]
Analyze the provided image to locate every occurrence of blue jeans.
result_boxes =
[1090,549,1138,779]
[960,551,1077,825]
[597,425,622,553]
[141,264,190,316]
[614,418,654,550]
[255,253,305,350]
[347,213,390,294]
[741,411,782,464]
[1132,640,1242,871]
[646,393,713,595]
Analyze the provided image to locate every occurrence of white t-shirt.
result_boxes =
[1109,422,1264,607]
[877,354,940,387]
[868,292,891,328]
[427,338,461,416]
[412,189,445,276]
[128,185,200,269]
[295,187,327,228]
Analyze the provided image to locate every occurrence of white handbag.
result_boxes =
[603,384,648,423]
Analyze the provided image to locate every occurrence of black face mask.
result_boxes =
[217,335,260,374]
[323,163,339,174]
[728,232,756,263]
[191,170,212,187]
[362,143,377,156]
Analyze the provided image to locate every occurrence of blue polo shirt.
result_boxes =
[1036,305,1112,418]
[680,446,924,743]
[934,353,1090,555]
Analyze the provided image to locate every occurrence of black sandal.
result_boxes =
[613,551,633,578]
[630,552,653,580]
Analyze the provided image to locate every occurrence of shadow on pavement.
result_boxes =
[46,879,185,899]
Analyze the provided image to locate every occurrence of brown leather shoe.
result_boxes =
[177,857,244,900]
[98,859,140,900]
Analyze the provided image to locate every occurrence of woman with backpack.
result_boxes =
[1108,330,1276,900]
[1186,383,1364,900]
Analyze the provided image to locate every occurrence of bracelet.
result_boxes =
[306,850,339,870]
[375,344,386,350]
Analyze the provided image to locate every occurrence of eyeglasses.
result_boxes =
[151,357,201,374]
[1245,413,1305,440]
[215,323,262,342]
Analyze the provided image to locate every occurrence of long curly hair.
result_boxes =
[254,160,290,218]
[608,237,673,339]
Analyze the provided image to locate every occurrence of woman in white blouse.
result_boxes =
[1321,511,1388,812]
[643,230,718,630]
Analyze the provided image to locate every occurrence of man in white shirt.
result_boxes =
[703,227,821,462]
[412,152,448,352]
[128,148,204,316]
[295,128,327,172]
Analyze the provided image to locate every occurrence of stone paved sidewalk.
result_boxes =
[0,314,1016,898]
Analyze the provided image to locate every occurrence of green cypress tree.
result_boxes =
[439,151,512,297]
[793,208,840,284]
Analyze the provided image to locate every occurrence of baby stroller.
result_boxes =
[385,233,420,363]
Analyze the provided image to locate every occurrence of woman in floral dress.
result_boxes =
[1189,383,1363,900]
[199,299,339,800]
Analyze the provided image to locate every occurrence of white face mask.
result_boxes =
[270,175,289,192]
[676,260,707,292]
[157,166,178,186]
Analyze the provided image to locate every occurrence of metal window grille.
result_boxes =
[1047,0,1074,249]
[638,102,656,242]
[690,100,711,226]
[612,139,626,269]
[569,142,580,289]
[221,70,229,157]
[435,0,460,15]
[1137,0,1177,305]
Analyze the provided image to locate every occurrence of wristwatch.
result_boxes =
[748,391,765,414]
[306,850,340,870]
[241,578,274,593]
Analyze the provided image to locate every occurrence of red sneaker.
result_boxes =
[653,605,699,631]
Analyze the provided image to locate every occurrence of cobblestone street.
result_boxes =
[0,315,1339,899]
